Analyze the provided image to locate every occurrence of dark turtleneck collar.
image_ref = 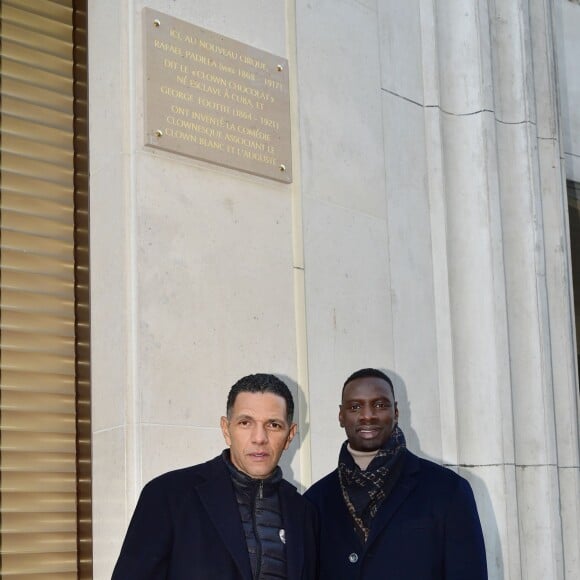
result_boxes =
[221,449,283,496]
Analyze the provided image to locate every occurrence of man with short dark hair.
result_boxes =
[305,368,487,579]
[112,373,317,579]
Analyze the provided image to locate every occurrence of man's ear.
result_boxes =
[338,405,344,428]
[220,416,231,446]
[394,402,399,423]
[284,423,297,450]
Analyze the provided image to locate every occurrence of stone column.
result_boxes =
[433,2,518,577]
[379,0,580,577]
[431,0,580,578]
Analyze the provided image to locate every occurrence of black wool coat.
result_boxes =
[304,449,487,580]
[112,454,318,579]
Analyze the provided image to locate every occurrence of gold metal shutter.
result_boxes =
[0,0,91,578]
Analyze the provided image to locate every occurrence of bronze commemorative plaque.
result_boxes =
[143,8,292,183]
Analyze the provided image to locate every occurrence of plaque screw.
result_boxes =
[280,164,286,172]
[153,19,161,27]
[276,64,284,72]
[155,129,163,137]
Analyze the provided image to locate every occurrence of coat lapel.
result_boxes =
[280,482,305,579]
[364,450,421,551]
[195,458,253,580]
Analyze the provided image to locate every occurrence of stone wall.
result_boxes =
[88,1,580,578]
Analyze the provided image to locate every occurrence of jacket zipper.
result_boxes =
[254,481,263,578]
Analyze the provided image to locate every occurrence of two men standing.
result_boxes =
[113,369,487,578]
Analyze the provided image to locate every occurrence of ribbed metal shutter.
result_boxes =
[0,0,91,577]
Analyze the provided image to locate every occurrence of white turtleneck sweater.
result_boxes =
[347,444,379,471]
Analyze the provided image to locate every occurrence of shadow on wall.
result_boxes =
[386,368,504,580]
[277,374,309,491]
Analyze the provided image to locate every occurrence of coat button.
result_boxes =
[348,552,359,564]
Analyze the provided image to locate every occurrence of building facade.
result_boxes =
[14,0,578,578]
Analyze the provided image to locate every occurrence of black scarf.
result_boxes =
[338,425,406,543]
